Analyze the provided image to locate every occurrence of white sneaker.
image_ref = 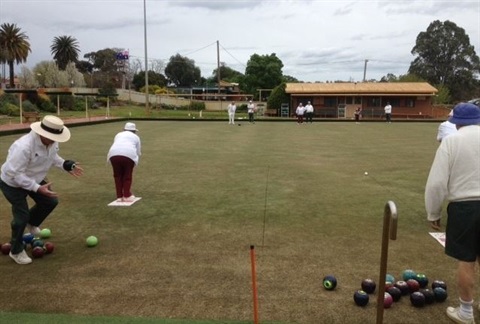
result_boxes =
[26,224,41,236]
[122,195,136,203]
[9,250,32,265]
[446,306,475,324]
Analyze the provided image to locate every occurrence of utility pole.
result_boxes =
[217,40,221,96]
[363,59,369,82]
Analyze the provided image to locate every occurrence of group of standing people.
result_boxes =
[0,116,141,264]
[227,100,257,125]
[295,101,314,124]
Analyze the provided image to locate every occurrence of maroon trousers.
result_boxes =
[110,155,135,198]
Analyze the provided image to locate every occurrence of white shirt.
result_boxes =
[436,120,457,142]
[107,131,142,165]
[228,104,236,114]
[247,103,255,113]
[384,104,392,114]
[425,125,480,221]
[1,130,65,192]
[305,104,314,113]
[296,105,305,115]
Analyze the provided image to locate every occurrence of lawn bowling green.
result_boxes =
[0,121,460,323]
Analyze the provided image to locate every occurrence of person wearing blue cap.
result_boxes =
[425,102,480,324]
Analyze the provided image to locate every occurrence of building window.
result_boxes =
[324,97,337,107]
[406,98,415,107]
[368,97,381,107]
[354,97,362,104]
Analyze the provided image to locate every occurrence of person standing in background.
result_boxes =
[227,101,236,125]
[296,103,305,124]
[436,110,457,142]
[107,122,141,203]
[305,101,314,123]
[247,100,256,124]
[354,107,362,124]
[384,102,392,123]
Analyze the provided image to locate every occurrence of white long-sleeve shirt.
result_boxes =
[0,131,65,192]
[107,131,142,165]
[436,120,457,142]
[425,125,480,221]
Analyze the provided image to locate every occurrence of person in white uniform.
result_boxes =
[0,115,83,265]
[227,101,236,125]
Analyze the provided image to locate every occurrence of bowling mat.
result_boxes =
[108,197,142,206]
[429,232,445,247]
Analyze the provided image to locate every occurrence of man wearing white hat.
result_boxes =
[0,115,84,265]
[107,122,141,203]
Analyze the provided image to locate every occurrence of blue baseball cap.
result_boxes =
[449,103,480,126]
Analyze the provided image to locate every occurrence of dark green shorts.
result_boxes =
[445,201,480,262]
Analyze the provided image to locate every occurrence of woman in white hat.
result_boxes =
[0,115,84,265]
[107,122,141,202]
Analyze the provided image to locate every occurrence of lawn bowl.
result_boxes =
[383,292,393,308]
[86,236,98,247]
[32,246,45,258]
[410,291,426,307]
[40,228,51,239]
[433,287,448,302]
[1,243,11,255]
[420,288,435,304]
[361,278,376,294]
[384,281,394,292]
[415,273,429,288]
[403,269,417,281]
[431,280,447,291]
[353,290,369,307]
[406,279,420,293]
[386,286,402,302]
[32,239,44,248]
[385,274,395,283]
[322,275,337,290]
[22,233,34,244]
[43,242,54,254]
[394,280,410,295]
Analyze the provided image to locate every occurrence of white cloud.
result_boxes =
[1,0,479,82]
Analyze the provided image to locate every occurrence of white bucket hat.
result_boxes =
[124,122,138,132]
[31,115,71,142]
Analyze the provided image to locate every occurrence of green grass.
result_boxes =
[0,121,458,323]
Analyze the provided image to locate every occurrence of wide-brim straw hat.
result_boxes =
[31,115,71,142]
[449,103,480,126]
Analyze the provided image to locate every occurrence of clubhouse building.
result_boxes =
[285,82,438,119]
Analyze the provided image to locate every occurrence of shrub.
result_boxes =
[190,101,206,111]
[37,94,56,113]
[0,102,20,116]
[22,100,39,112]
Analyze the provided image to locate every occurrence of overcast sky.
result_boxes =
[1,0,479,82]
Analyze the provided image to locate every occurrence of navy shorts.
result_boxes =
[445,201,480,262]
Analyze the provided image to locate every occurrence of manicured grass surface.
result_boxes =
[0,120,457,323]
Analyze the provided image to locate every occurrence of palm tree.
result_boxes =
[51,35,80,70]
[0,23,31,88]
